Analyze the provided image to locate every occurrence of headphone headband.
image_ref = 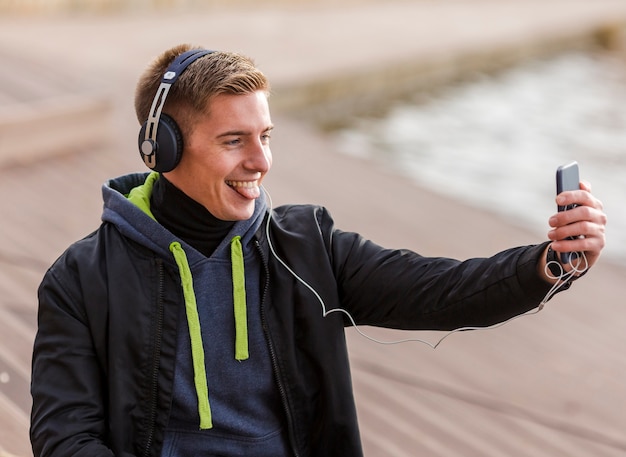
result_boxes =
[139,49,215,171]
[161,49,214,85]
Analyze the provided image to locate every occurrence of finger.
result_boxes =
[549,213,606,246]
[549,219,594,240]
[549,202,607,231]
[579,180,592,192]
[550,204,595,228]
[556,189,603,211]
[550,233,604,260]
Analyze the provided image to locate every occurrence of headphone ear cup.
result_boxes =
[138,113,184,172]
[156,114,184,172]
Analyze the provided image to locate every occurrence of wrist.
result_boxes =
[546,244,563,277]
[545,243,587,289]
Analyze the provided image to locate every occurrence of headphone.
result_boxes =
[138,49,215,172]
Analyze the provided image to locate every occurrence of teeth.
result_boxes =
[227,180,258,188]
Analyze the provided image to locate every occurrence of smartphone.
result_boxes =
[555,161,580,264]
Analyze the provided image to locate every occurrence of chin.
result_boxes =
[224,205,256,222]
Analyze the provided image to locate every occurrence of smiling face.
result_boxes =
[164,90,273,221]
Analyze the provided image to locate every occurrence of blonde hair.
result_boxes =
[134,44,270,136]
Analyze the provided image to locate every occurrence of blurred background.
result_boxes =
[1,1,625,456]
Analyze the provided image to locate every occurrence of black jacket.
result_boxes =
[31,195,551,457]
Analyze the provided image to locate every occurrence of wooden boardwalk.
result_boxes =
[1,1,626,455]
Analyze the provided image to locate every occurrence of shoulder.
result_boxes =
[269,204,334,231]
[270,203,326,217]
[260,204,336,257]
[44,222,130,287]
[47,229,100,275]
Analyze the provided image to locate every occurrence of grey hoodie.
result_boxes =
[102,172,290,456]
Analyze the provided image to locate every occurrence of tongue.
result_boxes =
[233,184,260,200]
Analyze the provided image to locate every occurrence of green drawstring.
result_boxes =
[230,236,249,361]
[170,241,213,430]
[168,239,249,430]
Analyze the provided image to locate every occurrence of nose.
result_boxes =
[245,140,272,173]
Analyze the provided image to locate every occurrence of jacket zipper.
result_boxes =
[143,258,165,457]
[255,240,301,457]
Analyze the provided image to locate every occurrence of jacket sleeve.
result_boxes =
[31,254,117,457]
[322,209,553,331]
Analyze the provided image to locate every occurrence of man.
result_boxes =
[30,44,607,457]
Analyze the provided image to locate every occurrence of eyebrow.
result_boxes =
[216,125,274,138]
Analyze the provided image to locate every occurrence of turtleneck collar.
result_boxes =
[151,175,234,258]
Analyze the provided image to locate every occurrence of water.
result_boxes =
[333,51,626,266]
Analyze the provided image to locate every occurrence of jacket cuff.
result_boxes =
[516,241,553,301]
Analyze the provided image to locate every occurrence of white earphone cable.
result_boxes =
[262,187,588,349]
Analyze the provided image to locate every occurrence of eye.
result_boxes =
[261,128,273,144]
[224,138,241,146]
